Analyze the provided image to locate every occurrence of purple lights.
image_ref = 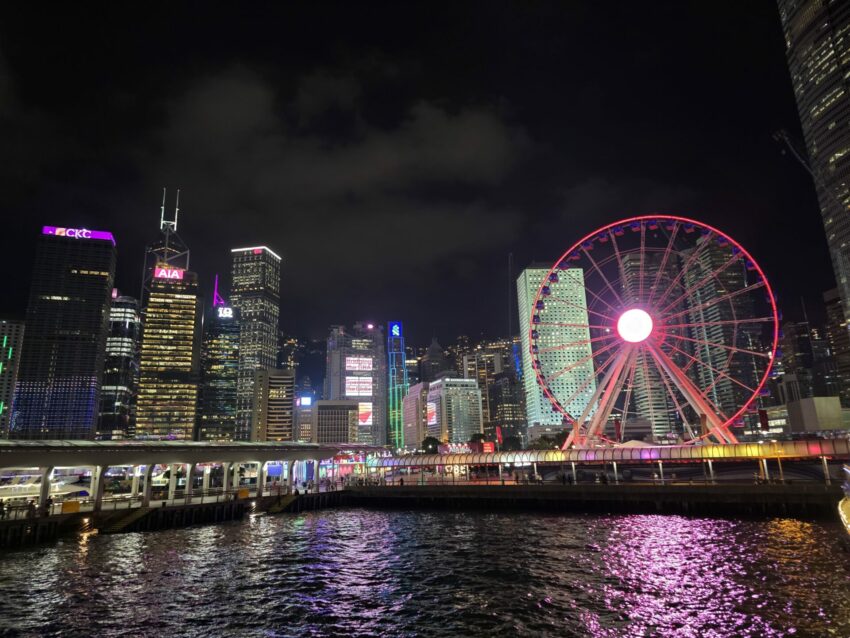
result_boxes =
[42,226,115,245]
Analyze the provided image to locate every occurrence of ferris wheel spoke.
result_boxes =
[558,270,622,316]
[638,223,646,302]
[645,342,736,443]
[647,222,680,305]
[638,350,658,432]
[608,232,630,303]
[662,317,773,330]
[616,355,639,438]
[656,331,770,359]
[537,332,618,354]
[536,321,613,331]
[586,348,637,440]
[662,280,766,324]
[651,233,716,310]
[555,350,620,420]
[648,350,697,440]
[581,246,626,309]
[657,252,745,316]
[545,338,621,382]
[661,340,758,396]
[546,297,617,323]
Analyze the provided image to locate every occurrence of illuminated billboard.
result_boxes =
[345,376,373,397]
[154,266,184,280]
[43,226,115,245]
[345,356,373,371]
[426,402,437,426]
[358,402,373,426]
[217,307,233,318]
[389,321,402,337]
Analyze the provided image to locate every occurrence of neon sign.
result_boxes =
[389,321,402,337]
[43,226,115,245]
[217,307,233,318]
[154,267,184,280]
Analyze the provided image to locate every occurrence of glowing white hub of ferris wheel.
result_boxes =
[616,309,653,343]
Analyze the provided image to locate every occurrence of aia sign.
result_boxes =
[154,267,184,280]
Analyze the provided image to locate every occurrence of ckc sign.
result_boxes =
[154,267,184,280]
[43,226,115,244]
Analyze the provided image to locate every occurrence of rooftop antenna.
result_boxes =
[174,189,180,232]
[159,188,167,231]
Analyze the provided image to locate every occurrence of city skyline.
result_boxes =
[0,2,839,347]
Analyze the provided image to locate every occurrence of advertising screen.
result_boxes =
[345,356,373,371]
[154,267,185,280]
[358,402,373,426]
[426,402,437,426]
[345,376,373,397]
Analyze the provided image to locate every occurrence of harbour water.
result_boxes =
[1,509,849,637]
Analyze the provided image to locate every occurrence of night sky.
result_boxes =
[0,2,831,346]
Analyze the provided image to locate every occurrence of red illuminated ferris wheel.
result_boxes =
[529,215,779,448]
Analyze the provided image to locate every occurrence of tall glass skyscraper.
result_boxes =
[387,321,408,449]
[136,206,201,440]
[230,246,281,440]
[325,322,387,445]
[516,266,595,428]
[96,293,141,440]
[11,226,116,439]
[425,377,483,444]
[197,299,240,441]
[778,1,850,312]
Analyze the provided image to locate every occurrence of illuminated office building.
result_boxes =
[97,293,141,440]
[489,370,527,444]
[824,287,850,406]
[402,381,429,451]
[0,319,25,437]
[425,377,483,444]
[387,321,409,449]
[11,226,116,439]
[313,400,359,443]
[324,322,387,444]
[516,266,595,428]
[197,287,240,441]
[295,394,315,442]
[231,246,281,440]
[462,338,513,439]
[778,1,850,316]
[251,368,295,441]
[136,202,201,440]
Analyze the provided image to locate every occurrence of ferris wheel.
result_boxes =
[529,215,779,448]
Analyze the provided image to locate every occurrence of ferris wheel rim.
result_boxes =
[529,214,780,444]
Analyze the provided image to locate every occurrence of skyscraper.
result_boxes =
[313,400,359,443]
[11,226,116,439]
[425,377,483,444]
[462,338,514,439]
[387,320,409,449]
[824,287,850,406]
[136,204,201,440]
[97,293,141,440]
[0,319,25,437]
[778,1,850,313]
[230,246,281,440]
[324,322,387,445]
[251,368,295,441]
[402,381,429,450]
[517,266,595,429]
[197,286,240,441]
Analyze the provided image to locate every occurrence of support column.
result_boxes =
[288,461,296,493]
[657,461,664,485]
[822,456,831,485]
[185,463,197,503]
[168,464,178,501]
[571,461,577,483]
[612,461,619,484]
[532,462,538,482]
[761,458,770,483]
[498,463,503,484]
[202,465,211,495]
[92,465,107,512]
[222,462,232,496]
[141,464,155,507]
[707,459,715,484]
[256,462,267,498]
[130,465,141,499]
[38,466,54,513]
[777,458,784,483]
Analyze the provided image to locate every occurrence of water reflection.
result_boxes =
[0,511,848,637]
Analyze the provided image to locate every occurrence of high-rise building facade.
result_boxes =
[425,377,483,444]
[295,395,315,443]
[11,226,116,439]
[419,338,450,382]
[251,368,295,441]
[313,400,359,443]
[778,1,850,313]
[324,322,387,444]
[489,370,527,445]
[517,266,596,429]
[402,381,429,450]
[136,267,202,439]
[823,287,850,406]
[462,338,514,439]
[387,321,409,449]
[0,319,25,437]
[97,293,141,440]
[231,246,281,440]
[197,302,240,441]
